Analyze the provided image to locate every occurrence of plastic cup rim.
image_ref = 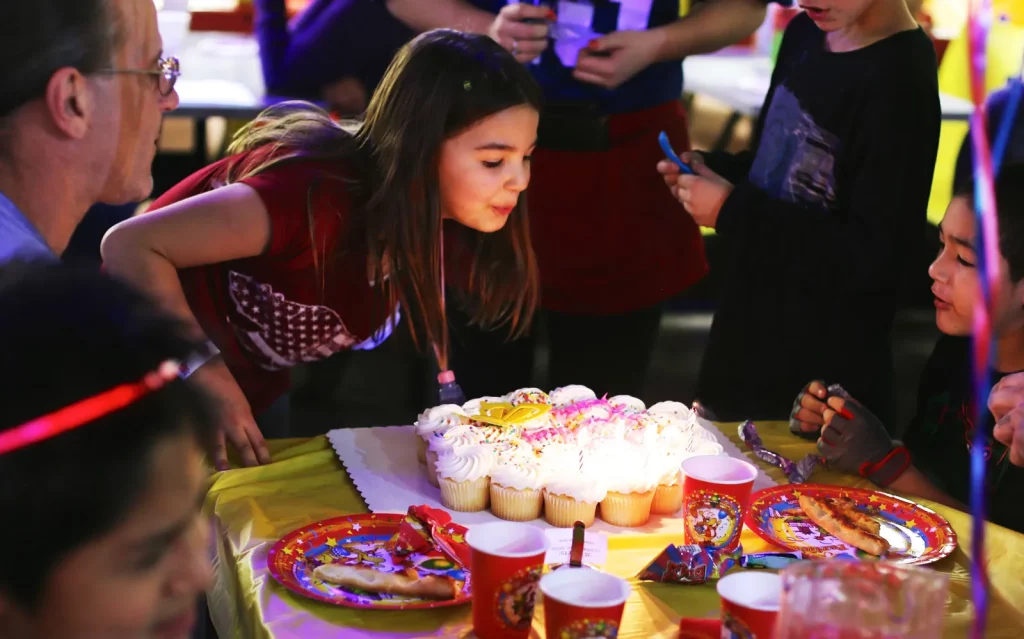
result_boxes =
[716,571,781,612]
[540,567,632,609]
[465,521,549,558]
[681,454,758,485]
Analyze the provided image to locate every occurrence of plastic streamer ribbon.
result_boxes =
[965,2,997,636]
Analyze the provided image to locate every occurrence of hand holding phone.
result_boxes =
[658,131,695,175]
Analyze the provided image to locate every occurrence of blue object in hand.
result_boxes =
[658,131,695,175]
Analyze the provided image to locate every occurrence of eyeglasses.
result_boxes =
[97,56,180,97]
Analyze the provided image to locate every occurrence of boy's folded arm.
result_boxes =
[887,465,967,512]
[714,73,940,295]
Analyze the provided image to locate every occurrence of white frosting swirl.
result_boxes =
[549,385,597,407]
[546,475,607,503]
[588,440,658,493]
[648,401,692,420]
[491,440,537,465]
[490,460,546,491]
[415,404,467,438]
[609,395,646,412]
[519,411,557,432]
[624,415,659,448]
[435,444,494,482]
[462,396,506,415]
[535,442,584,474]
[505,387,550,406]
[427,424,482,455]
[690,423,721,444]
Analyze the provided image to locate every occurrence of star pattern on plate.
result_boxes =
[905,520,916,529]
[352,523,362,532]
[326,537,337,548]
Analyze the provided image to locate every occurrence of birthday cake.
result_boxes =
[413,386,725,528]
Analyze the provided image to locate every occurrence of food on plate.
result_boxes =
[313,563,457,599]
[827,495,881,535]
[798,494,890,556]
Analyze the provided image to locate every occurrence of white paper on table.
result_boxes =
[544,528,609,566]
[327,418,775,533]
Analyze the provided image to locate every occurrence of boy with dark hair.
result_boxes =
[0,262,216,638]
[797,164,1024,533]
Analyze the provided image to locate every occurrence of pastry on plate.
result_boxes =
[799,494,890,556]
[313,563,457,599]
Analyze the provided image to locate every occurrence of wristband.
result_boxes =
[858,446,911,487]
[179,342,221,379]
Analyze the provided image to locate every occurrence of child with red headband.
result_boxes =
[0,262,216,638]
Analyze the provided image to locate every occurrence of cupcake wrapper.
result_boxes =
[416,436,427,464]
[424,451,440,488]
[651,483,683,515]
[544,491,598,528]
[490,484,543,522]
[600,490,655,527]
[439,476,490,512]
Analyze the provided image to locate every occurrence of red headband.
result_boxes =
[0,360,182,456]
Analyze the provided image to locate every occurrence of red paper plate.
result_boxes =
[745,484,957,565]
[267,513,472,609]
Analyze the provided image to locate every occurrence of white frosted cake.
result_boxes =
[413,386,724,527]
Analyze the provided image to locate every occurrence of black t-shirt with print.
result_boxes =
[903,335,1024,533]
[694,13,941,424]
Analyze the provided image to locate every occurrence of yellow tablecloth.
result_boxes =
[205,422,1024,638]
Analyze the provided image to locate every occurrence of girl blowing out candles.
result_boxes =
[102,30,542,470]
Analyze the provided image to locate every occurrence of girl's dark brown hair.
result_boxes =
[222,30,542,368]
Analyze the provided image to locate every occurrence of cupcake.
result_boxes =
[489,460,545,521]
[425,424,481,488]
[592,442,658,527]
[554,397,613,430]
[506,387,550,406]
[649,441,685,515]
[414,404,467,464]
[624,413,660,448]
[549,385,597,407]
[543,476,607,528]
[608,395,646,413]
[462,396,506,416]
[648,401,692,420]
[436,444,494,512]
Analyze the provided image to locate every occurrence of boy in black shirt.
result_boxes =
[801,164,1024,533]
[658,1,940,424]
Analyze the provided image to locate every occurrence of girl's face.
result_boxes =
[929,196,1024,337]
[438,104,539,233]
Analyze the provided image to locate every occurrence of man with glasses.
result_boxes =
[0,0,180,263]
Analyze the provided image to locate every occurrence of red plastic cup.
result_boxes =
[540,567,631,638]
[681,455,758,552]
[717,571,781,639]
[465,522,548,639]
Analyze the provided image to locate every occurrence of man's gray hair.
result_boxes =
[0,0,125,118]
